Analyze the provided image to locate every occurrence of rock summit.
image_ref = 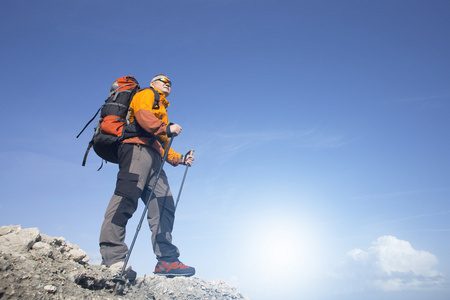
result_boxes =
[0,225,247,299]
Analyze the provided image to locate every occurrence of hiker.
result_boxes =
[99,74,195,279]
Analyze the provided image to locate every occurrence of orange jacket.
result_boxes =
[122,88,182,166]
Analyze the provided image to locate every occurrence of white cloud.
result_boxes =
[347,236,444,291]
[347,248,369,263]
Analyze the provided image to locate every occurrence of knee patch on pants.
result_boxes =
[112,172,142,227]
[111,196,139,227]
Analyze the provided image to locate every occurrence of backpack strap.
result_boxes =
[81,122,102,166]
[76,105,103,138]
[82,139,94,166]
[151,87,160,109]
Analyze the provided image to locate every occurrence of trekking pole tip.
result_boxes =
[112,277,126,295]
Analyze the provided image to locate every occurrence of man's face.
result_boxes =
[151,76,171,97]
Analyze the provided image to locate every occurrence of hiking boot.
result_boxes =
[154,260,195,277]
[109,261,137,281]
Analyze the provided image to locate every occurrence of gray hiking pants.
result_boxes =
[99,143,180,267]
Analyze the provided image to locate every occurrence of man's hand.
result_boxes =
[184,154,194,166]
[182,149,195,166]
[169,124,182,136]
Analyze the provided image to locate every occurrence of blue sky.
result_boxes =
[1,1,449,299]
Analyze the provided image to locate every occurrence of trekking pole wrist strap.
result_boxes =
[166,122,175,137]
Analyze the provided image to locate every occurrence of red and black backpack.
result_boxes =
[77,75,159,167]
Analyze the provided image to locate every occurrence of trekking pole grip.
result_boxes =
[186,149,195,166]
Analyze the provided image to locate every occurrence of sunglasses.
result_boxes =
[153,77,172,87]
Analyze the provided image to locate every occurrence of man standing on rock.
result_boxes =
[99,74,195,279]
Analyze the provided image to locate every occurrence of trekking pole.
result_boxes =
[113,136,174,295]
[175,149,194,210]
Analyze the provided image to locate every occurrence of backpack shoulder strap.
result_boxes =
[152,87,161,109]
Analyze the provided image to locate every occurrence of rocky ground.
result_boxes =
[0,225,248,299]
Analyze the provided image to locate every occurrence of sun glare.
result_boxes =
[258,229,305,274]
[238,209,320,283]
